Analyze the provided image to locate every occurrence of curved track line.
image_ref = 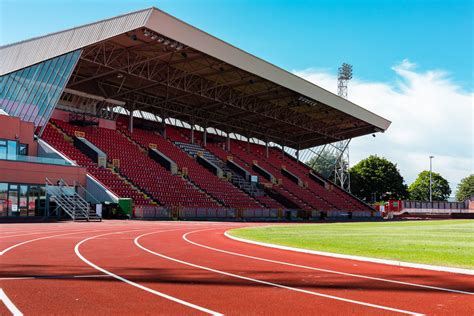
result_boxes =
[182,229,473,295]
[74,229,223,316]
[0,229,107,256]
[0,288,23,316]
[225,231,474,276]
[135,230,424,316]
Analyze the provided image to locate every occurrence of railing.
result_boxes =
[45,178,92,220]
[133,206,298,220]
[402,200,468,210]
[1,154,73,166]
[134,206,171,219]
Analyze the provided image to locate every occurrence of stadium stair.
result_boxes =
[52,119,220,209]
[119,124,268,210]
[42,122,153,206]
[175,141,285,210]
[205,142,307,210]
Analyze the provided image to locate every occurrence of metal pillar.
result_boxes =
[296,149,300,162]
[203,127,207,147]
[162,117,167,139]
[265,141,269,158]
[333,63,353,192]
[334,139,351,192]
[226,133,231,151]
[129,106,134,133]
[281,145,285,158]
[429,155,434,202]
[191,124,195,144]
[247,137,250,152]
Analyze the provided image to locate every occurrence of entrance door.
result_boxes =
[8,184,19,216]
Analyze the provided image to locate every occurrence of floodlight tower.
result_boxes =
[334,63,353,192]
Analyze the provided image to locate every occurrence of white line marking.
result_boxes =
[0,229,107,256]
[182,229,473,295]
[225,232,474,276]
[0,288,23,316]
[0,274,111,281]
[135,231,424,316]
[0,230,79,239]
[74,229,223,316]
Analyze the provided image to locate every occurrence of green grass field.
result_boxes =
[229,220,474,269]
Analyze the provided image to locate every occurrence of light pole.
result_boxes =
[429,156,434,202]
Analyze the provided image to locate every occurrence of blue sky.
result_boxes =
[1,0,472,89]
[1,0,473,192]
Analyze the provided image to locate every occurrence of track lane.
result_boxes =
[137,226,474,315]
[184,228,474,295]
[195,227,474,293]
[79,225,402,315]
[136,230,425,316]
[1,222,220,315]
[2,221,473,315]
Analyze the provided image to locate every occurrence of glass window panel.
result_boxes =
[18,144,28,155]
[32,54,69,126]
[7,140,17,160]
[10,65,39,117]
[25,58,59,124]
[10,66,37,115]
[14,62,46,118]
[8,188,18,216]
[19,185,28,216]
[0,183,7,217]
[0,145,6,159]
[3,68,29,113]
[0,50,80,127]
[28,185,38,211]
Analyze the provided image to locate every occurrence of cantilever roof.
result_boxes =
[0,7,391,149]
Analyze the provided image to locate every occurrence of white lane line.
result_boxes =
[135,231,424,316]
[182,229,473,296]
[74,229,223,316]
[0,229,108,256]
[0,288,23,316]
[225,231,474,276]
[0,230,80,239]
[0,274,111,281]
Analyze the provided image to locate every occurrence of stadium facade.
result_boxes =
[0,7,390,220]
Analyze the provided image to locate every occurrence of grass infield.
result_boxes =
[229,220,474,269]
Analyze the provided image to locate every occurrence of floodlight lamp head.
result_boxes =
[338,63,353,80]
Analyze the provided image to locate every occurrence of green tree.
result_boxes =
[349,155,408,202]
[455,174,474,202]
[408,171,451,201]
[307,150,339,179]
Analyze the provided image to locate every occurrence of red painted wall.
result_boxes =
[0,115,37,155]
[0,160,86,186]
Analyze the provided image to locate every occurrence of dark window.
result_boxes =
[18,143,28,155]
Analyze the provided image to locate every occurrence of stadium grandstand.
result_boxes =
[0,7,391,221]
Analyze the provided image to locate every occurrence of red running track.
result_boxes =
[0,221,473,315]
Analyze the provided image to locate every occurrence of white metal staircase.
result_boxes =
[46,178,101,221]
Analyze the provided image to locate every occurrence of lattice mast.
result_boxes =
[335,63,353,192]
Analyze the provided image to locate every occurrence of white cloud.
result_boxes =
[294,60,473,194]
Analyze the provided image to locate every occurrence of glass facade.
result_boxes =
[0,50,81,128]
[0,182,47,217]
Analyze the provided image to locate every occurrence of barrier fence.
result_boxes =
[133,206,301,220]
[402,200,468,210]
